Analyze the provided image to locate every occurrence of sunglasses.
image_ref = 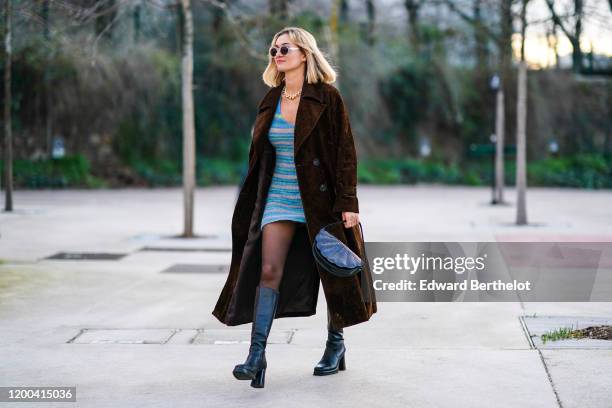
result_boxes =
[269,45,300,57]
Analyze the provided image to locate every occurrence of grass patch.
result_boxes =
[540,325,612,343]
[541,327,585,343]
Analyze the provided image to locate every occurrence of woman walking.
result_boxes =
[212,26,377,388]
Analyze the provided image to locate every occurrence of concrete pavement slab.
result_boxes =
[539,350,612,408]
[2,187,612,406]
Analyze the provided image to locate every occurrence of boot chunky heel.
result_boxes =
[313,310,346,376]
[339,354,346,371]
[233,285,279,388]
[251,367,266,388]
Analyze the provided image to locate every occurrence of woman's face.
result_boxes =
[272,33,306,73]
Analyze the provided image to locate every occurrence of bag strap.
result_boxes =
[322,219,364,236]
[321,220,345,230]
[355,222,367,266]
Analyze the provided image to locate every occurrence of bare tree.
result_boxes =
[518,0,530,61]
[94,0,119,40]
[180,0,196,237]
[133,0,142,43]
[365,0,375,45]
[493,81,505,204]
[516,0,530,225]
[515,59,527,225]
[440,0,511,66]
[441,0,514,204]
[203,0,267,61]
[3,0,13,211]
[545,0,584,73]
[545,18,561,69]
[41,0,54,158]
[498,0,513,78]
[472,0,490,71]
[404,0,424,52]
[269,0,290,19]
[325,0,341,88]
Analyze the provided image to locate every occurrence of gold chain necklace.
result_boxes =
[282,85,302,100]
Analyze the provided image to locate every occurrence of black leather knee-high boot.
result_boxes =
[233,285,280,388]
[313,308,346,376]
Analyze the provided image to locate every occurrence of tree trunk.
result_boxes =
[365,0,375,46]
[545,0,584,73]
[516,0,529,224]
[494,87,504,204]
[498,0,513,81]
[570,37,583,73]
[41,0,53,158]
[180,0,196,237]
[3,0,13,211]
[572,0,583,73]
[325,0,341,87]
[405,0,421,53]
[549,20,560,69]
[493,0,513,205]
[519,0,529,62]
[473,0,488,71]
[515,61,528,225]
[133,1,141,43]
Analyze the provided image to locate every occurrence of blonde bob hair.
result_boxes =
[262,27,337,87]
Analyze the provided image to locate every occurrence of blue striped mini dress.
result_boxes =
[260,99,307,230]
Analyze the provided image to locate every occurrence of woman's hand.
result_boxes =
[342,211,359,228]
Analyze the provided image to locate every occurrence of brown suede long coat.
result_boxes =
[211,79,377,330]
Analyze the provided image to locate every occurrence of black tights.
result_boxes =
[260,220,300,290]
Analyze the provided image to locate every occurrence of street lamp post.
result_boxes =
[489,133,497,204]
[489,74,502,204]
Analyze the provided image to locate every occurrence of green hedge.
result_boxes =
[2,154,610,189]
[528,154,611,189]
[358,154,612,188]
[128,157,246,186]
[0,155,106,188]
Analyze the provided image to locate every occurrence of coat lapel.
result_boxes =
[294,81,327,155]
[251,80,327,168]
[250,85,282,166]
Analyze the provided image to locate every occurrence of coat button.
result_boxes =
[319,183,327,192]
[312,158,320,166]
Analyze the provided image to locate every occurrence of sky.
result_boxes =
[243,0,611,68]
[518,0,611,68]
[322,0,612,68]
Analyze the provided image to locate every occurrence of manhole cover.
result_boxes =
[162,264,228,273]
[45,252,127,260]
[139,246,231,252]
[192,329,296,345]
[67,329,178,344]
[521,315,612,349]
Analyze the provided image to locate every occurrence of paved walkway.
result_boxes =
[1,186,611,407]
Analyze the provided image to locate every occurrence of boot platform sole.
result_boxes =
[233,367,256,380]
